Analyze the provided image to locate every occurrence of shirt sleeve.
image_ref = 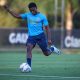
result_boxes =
[42,15,49,26]
[20,13,27,19]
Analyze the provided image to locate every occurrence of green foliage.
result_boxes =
[0,0,79,28]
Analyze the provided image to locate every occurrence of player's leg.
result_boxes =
[37,38,51,56]
[37,33,51,56]
[26,43,34,67]
[26,36,36,67]
[38,40,61,56]
[37,33,61,56]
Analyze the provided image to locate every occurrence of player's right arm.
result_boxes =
[4,5,22,19]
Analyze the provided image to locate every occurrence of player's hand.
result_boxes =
[48,40,52,45]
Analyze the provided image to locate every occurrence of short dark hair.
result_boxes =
[28,2,37,8]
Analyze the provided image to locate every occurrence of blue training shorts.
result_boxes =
[27,33,48,52]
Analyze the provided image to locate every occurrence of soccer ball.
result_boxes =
[19,63,31,72]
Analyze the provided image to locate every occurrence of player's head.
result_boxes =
[28,2,37,15]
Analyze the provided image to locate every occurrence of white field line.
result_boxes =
[0,74,80,79]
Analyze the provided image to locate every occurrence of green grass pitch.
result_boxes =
[0,49,80,80]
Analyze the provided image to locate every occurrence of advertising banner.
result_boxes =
[0,28,61,47]
[63,30,80,48]
[0,28,80,48]
[0,28,28,47]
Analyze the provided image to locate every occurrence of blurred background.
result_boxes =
[0,0,80,80]
[0,0,80,50]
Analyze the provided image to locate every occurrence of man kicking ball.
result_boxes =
[4,2,61,72]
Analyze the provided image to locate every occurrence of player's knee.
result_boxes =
[27,45,30,51]
[27,44,32,58]
[27,44,33,53]
[43,52,50,56]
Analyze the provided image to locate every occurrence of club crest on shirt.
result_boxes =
[29,17,41,24]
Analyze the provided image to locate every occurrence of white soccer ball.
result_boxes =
[19,63,31,72]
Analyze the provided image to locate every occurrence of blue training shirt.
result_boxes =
[20,12,49,36]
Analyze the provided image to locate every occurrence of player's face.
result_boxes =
[29,7,37,15]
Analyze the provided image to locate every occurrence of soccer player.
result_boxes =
[4,2,61,72]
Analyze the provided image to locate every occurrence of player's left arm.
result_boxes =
[43,15,52,45]
[45,25,52,45]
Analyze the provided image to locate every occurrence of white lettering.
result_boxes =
[9,32,28,44]
[64,36,71,47]
[9,33,16,44]
[64,36,80,48]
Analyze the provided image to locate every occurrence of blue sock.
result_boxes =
[49,47,54,53]
[47,47,54,54]
[27,58,31,67]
